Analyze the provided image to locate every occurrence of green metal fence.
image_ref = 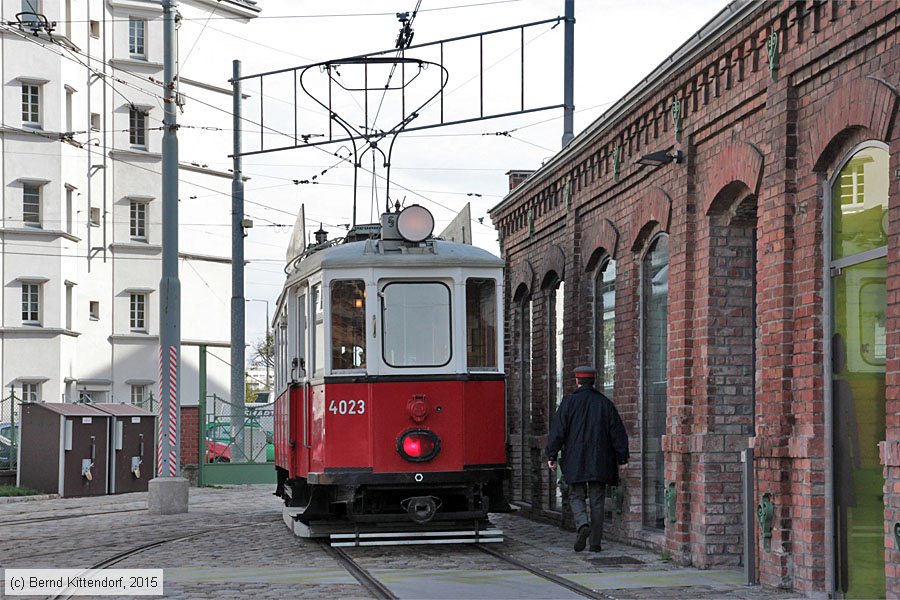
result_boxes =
[0,392,21,471]
[198,393,276,485]
[130,391,158,415]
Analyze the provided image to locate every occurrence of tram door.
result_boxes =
[831,145,887,599]
[296,289,309,475]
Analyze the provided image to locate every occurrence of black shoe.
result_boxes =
[574,526,590,552]
[589,545,602,553]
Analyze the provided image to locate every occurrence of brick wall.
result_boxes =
[180,406,200,468]
[491,1,899,595]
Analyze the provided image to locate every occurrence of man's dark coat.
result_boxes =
[544,386,629,485]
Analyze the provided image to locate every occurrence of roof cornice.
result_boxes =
[489,0,759,217]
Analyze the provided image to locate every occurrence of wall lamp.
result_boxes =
[637,149,683,167]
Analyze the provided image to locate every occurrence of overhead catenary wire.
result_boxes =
[53,1,527,23]
[2,19,511,232]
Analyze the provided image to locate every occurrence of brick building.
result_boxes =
[488,1,899,597]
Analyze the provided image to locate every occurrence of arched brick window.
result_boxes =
[593,257,616,398]
[641,233,668,530]
[542,271,565,511]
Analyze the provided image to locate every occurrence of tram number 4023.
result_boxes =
[328,399,366,415]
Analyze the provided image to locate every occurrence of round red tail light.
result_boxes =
[397,429,440,462]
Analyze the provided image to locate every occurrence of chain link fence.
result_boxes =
[202,394,274,464]
[0,392,21,471]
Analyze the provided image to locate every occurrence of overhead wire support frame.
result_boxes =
[228,16,565,158]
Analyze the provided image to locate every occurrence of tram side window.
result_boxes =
[331,280,366,370]
[296,291,307,380]
[466,278,497,370]
[312,283,324,377]
[382,282,451,367]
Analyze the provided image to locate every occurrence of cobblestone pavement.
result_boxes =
[1,485,804,599]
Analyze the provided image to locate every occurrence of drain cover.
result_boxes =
[588,555,645,566]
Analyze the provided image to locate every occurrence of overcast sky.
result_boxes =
[176,0,728,347]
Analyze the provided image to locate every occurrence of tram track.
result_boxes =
[319,541,399,600]
[476,544,612,600]
[316,537,611,600]
[47,519,276,600]
[4,507,147,526]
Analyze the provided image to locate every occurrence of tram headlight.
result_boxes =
[397,205,434,243]
[397,429,440,462]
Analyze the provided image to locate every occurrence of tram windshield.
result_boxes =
[381,282,451,367]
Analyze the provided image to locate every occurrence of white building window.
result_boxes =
[90,206,101,226]
[23,184,41,227]
[22,283,40,324]
[129,107,147,147]
[130,384,147,406]
[21,83,40,126]
[130,293,146,331]
[129,17,146,57]
[21,382,40,403]
[65,186,74,233]
[130,201,147,240]
[20,0,40,23]
[65,283,73,330]
[65,87,73,132]
[89,300,100,321]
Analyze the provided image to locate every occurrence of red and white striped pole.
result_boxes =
[157,346,179,477]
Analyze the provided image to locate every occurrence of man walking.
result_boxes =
[545,366,629,552]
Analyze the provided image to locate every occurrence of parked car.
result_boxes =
[205,420,273,463]
[0,422,17,442]
[0,433,14,469]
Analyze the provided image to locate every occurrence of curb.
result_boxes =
[0,493,59,504]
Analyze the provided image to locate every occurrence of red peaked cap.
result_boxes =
[574,366,597,379]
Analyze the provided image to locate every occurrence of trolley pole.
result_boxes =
[149,0,189,514]
[561,0,575,148]
[230,60,247,462]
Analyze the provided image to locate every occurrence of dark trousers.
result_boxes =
[569,481,606,549]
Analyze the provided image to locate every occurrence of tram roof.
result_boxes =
[286,239,504,284]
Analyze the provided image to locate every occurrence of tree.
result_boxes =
[251,331,274,371]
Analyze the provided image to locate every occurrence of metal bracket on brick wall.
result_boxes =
[612,145,620,182]
[670,95,682,144]
[664,481,676,524]
[766,30,780,82]
[605,483,625,516]
[757,493,774,551]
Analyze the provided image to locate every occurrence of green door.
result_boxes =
[831,145,888,599]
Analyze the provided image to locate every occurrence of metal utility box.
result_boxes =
[93,404,156,494]
[18,403,110,497]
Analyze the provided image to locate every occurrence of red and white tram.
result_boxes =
[272,205,511,528]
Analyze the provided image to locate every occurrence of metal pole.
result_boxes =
[561,0,575,148]
[157,0,181,478]
[265,300,270,391]
[743,448,757,585]
[231,60,247,462]
[198,344,206,486]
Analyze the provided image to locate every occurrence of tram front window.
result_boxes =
[382,282,451,367]
[331,280,366,370]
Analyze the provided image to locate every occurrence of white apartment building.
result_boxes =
[0,0,261,407]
